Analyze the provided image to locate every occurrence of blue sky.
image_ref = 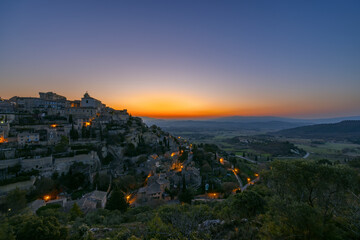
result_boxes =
[0,0,359,118]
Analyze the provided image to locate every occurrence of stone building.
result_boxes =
[81,92,103,109]
[17,132,39,145]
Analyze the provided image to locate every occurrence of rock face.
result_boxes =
[198,219,225,232]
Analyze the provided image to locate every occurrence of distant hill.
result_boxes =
[211,116,311,123]
[142,118,309,132]
[211,115,360,124]
[273,120,360,143]
[142,115,360,133]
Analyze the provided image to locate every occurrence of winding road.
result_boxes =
[235,155,258,164]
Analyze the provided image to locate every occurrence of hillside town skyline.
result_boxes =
[1,1,360,239]
[1,91,359,120]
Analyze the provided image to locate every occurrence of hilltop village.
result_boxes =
[1,92,359,240]
[0,92,254,214]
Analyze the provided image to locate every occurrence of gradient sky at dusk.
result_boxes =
[0,0,359,118]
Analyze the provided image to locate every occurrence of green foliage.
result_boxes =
[36,204,61,215]
[260,198,343,240]
[155,204,215,238]
[70,125,79,141]
[30,177,56,199]
[58,163,89,192]
[0,176,31,186]
[4,141,360,240]
[124,140,154,157]
[106,189,128,212]
[93,172,110,191]
[250,140,305,157]
[113,175,139,192]
[348,157,360,168]
[5,188,27,214]
[264,160,356,208]
[81,126,91,138]
[70,203,84,221]
[147,215,179,240]
[9,215,68,240]
[231,190,265,219]
[260,160,358,239]
[84,209,125,226]
[36,204,69,224]
[0,220,15,240]
[178,189,194,204]
[178,150,188,162]
[54,136,69,153]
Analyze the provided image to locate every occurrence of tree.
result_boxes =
[106,188,128,212]
[260,199,338,240]
[35,204,68,224]
[13,215,68,240]
[178,177,194,204]
[70,124,79,141]
[81,126,90,138]
[70,203,84,221]
[54,136,69,153]
[147,215,179,240]
[231,190,265,219]
[178,189,194,204]
[178,151,188,162]
[93,173,110,191]
[68,114,73,124]
[260,160,358,239]
[155,204,214,239]
[32,177,56,198]
[0,220,15,240]
[222,182,239,195]
[264,160,357,214]
[5,188,27,214]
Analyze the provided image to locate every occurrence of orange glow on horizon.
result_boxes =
[107,90,359,119]
[109,92,238,119]
[2,90,353,120]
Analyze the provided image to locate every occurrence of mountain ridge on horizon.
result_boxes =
[272,120,360,143]
[142,115,360,124]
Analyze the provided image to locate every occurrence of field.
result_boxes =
[287,138,360,161]
[171,129,360,163]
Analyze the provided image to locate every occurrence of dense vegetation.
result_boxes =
[225,137,306,157]
[1,159,359,240]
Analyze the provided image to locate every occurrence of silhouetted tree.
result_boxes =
[106,188,128,212]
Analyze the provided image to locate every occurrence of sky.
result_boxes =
[0,0,359,119]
